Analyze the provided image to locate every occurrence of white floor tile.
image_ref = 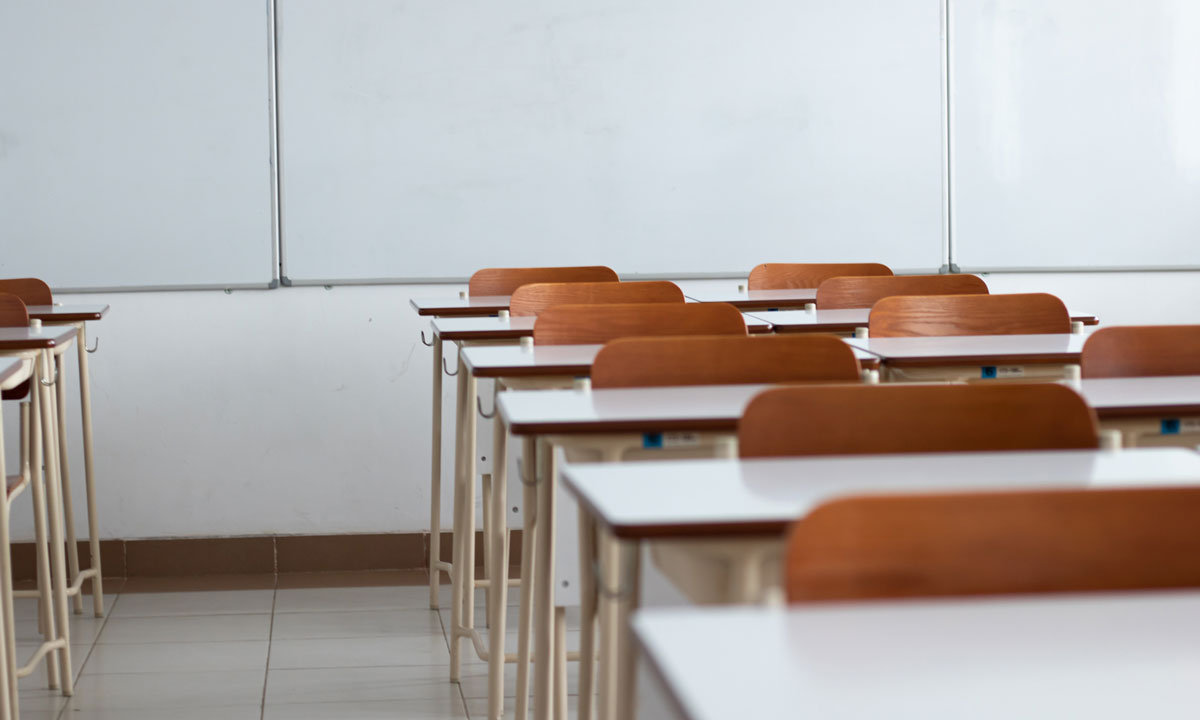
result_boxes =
[96,613,272,644]
[271,609,441,640]
[46,706,263,720]
[65,669,266,710]
[264,697,471,719]
[464,693,580,720]
[264,665,459,705]
[111,590,275,618]
[274,585,432,614]
[82,640,269,674]
[269,634,449,670]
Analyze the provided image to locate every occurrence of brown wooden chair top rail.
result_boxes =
[1081,325,1200,378]
[748,263,892,291]
[816,274,988,310]
[509,281,683,317]
[0,278,52,306]
[592,334,862,389]
[868,292,1071,337]
[0,292,31,400]
[533,302,747,346]
[786,486,1200,603]
[467,266,618,297]
[739,382,1098,458]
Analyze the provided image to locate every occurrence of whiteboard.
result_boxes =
[277,0,946,282]
[0,1,277,290]
[951,0,1200,271]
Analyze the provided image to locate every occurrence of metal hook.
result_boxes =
[419,330,434,347]
[39,367,58,387]
[86,336,100,353]
[592,558,634,600]
[442,356,459,376]
[477,396,496,419]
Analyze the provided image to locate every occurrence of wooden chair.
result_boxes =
[533,302,747,346]
[0,279,52,307]
[1081,326,1200,378]
[592,335,861,389]
[786,486,1200,602]
[816,274,988,310]
[869,293,1071,337]
[509,281,683,317]
[0,296,30,402]
[467,266,618,296]
[747,263,892,291]
[739,383,1098,458]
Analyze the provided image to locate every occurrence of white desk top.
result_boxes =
[464,340,878,378]
[757,309,1100,333]
[434,312,771,341]
[1078,376,1200,418]
[636,590,1200,720]
[684,287,817,309]
[498,383,770,435]
[409,294,511,316]
[561,448,1200,538]
[848,333,1087,365]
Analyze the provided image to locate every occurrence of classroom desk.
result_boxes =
[635,590,1200,720]
[1077,376,1200,448]
[562,447,1200,716]
[752,308,1099,335]
[683,287,816,310]
[410,294,511,317]
[433,312,772,341]
[0,324,78,701]
[848,332,1087,382]
[25,305,109,617]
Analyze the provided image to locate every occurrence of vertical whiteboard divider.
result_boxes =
[940,0,957,273]
[267,0,286,287]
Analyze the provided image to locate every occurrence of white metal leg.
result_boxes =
[52,352,83,615]
[462,367,478,652]
[576,509,598,720]
[75,323,104,617]
[429,332,445,609]
[533,438,557,720]
[515,436,537,720]
[37,350,73,693]
[486,383,510,720]
[595,533,619,720]
[0,396,14,720]
[554,606,568,720]
[615,540,641,720]
[449,351,470,682]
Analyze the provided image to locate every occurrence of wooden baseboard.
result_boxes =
[8,530,521,581]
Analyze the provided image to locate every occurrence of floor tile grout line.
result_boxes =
[260,584,279,720]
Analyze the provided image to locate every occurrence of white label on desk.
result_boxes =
[1161,418,1200,435]
[661,432,702,448]
[981,366,1025,379]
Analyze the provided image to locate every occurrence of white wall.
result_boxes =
[6,272,1200,541]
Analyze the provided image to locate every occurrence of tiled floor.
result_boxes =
[12,574,576,719]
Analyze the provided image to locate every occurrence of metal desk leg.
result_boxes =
[429,332,445,609]
[533,438,557,720]
[576,510,598,720]
[615,540,642,720]
[27,397,58,692]
[36,350,73,694]
[515,436,538,720]
[75,323,104,616]
[487,384,510,720]
[554,607,568,720]
[448,351,470,682]
[0,397,13,720]
[52,352,83,615]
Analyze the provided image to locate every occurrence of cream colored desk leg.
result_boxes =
[514,436,537,720]
[37,350,73,694]
[461,367,478,651]
[595,533,618,720]
[0,593,9,720]
[486,384,510,720]
[429,333,445,609]
[614,539,641,720]
[448,352,470,682]
[52,352,84,615]
[576,510,598,720]
[75,323,104,616]
[533,438,557,720]
[0,399,13,720]
[27,398,58,691]
[554,607,568,720]
[482,470,493,626]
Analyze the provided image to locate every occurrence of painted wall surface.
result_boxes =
[5,273,1200,541]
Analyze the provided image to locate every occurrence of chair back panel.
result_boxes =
[869,293,1071,337]
[510,281,683,317]
[748,263,892,291]
[0,278,52,306]
[592,334,862,389]
[0,293,31,400]
[467,266,618,296]
[1081,325,1200,378]
[533,303,747,346]
[816,274,988,310]
[787,487,1200,602]
[739,383,1098,458]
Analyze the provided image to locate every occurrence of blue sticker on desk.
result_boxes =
[1162,419,1181,435]
[981,366,998,379]
[642,433,663,449]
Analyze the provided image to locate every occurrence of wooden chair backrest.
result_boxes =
[786,487,1200,602]
[592,335,862,389]
[816,274,988,310]
[467,266,618,296]
[739,383,1097,458]
[0,278,52,306]
[868,293,1071,337]
[0,293,31,400]
[509,281,683,317]
[747,263,892,291]
[1081,325,1200,378]
[533,303,747,346]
